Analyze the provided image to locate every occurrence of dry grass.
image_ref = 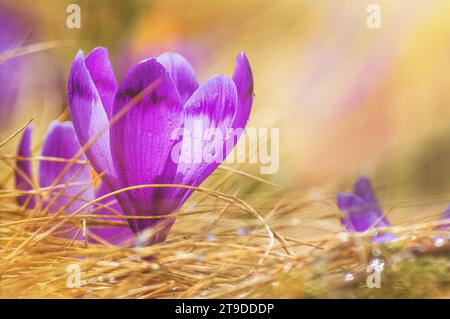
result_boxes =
[1,169,449,298]
[0,118,449,299]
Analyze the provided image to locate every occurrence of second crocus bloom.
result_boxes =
[16,120,132,242]
[336,176,394,243]
[16,121,94,238]
[68,47,253,245]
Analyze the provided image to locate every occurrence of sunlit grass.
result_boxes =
[0,121,448,298]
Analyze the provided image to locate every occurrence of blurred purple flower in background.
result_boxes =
[436,205,450,231]
[0,4,65,132]
[337,176,395,243]
[16,120,132,242]
[0,5,28,129]
[68,47,253,245]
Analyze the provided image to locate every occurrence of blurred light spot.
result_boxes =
[344,273,354,281]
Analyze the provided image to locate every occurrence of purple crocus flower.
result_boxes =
[336,176,394,243]
[16,120,132,242]
[16,121,93,210]
[16,120,94,238]
[68,47,253,245]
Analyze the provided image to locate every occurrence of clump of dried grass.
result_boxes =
[0,122,449,299]
[1,189,448,298]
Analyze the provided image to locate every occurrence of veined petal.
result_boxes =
[158,52,199,105]
[111,58,183,233]
[154,75,238,238]
[68,50,116,183]
[175,75,237,188]
[39,120,94,214]
[231,52,254,130]
[84,47,118,118]
[15,124,35,208]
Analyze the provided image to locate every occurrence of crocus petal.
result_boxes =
[337,193,392,243]
[353,176,378,206]
[353,176,391,227]
[231,52,254,130]
[111,58,183,234]
[39,120,94,213]
[15,124,35,208]
[88,183,134,245]
[84,47,118,118]
[158,52,199,105]
[68,50,116,184]
[175,75,238,188]
[143,75,239,243]
[337,193,370,232]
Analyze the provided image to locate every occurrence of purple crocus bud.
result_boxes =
[15,121,94,238]
[15,120,131,243]
[38,121,95,218]
[337,176,394,243]
[68,47,254,245]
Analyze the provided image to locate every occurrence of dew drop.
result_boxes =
[434,237,445,248]
[344,273,354,281]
